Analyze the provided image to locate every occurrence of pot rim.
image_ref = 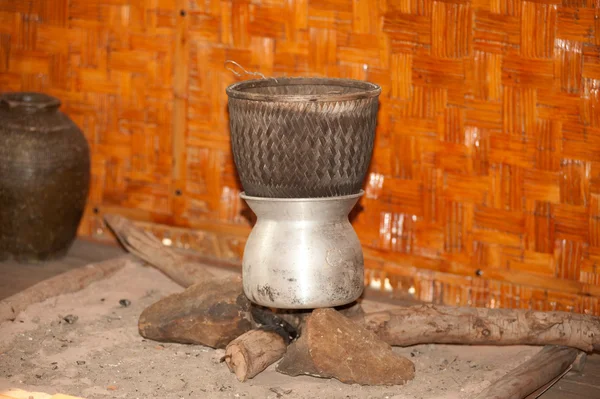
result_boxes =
[240,190,365,202]
[1,92,61,110]
[226,77,381,103]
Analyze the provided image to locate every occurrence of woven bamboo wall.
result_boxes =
[1,0,600,314]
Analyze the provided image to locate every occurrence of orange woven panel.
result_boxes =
[1,0,599,314]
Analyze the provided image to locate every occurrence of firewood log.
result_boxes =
[354,304,600,352]
[224,328,288,382]
[473,345,580,399]
[104,214,212,288]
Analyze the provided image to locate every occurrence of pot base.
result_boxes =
[240,191,365,309]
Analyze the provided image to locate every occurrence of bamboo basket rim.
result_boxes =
[226,77,381,102]
[240,190,364,202]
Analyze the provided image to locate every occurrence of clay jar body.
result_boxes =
[240,191,365,309]
[0,93,90,262]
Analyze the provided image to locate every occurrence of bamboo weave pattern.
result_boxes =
[0,0,599,314]
[228,78,379,198]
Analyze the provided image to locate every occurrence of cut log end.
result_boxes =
[225,328,287,382]
[225,345,250,382]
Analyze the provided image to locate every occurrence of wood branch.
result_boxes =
[104,214,212,288]
[524,354,587,399]
[355,304,600,352]
[473,345,580,399]
[522,351,587,399]
[224,328,288,382]
[138,275,254,349]
[277,308,415,386]
[222,307,300,381]
[0,256,128,323]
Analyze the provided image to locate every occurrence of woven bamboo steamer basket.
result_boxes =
[226,77,381,198]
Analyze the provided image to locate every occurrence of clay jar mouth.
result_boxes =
[1,92,61,112]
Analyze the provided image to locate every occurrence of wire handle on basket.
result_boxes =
[224,60,278,82]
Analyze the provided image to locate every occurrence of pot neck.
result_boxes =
[242,193,363,221]
[1,92,61,113]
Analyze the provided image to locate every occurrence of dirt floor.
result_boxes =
[0,258,543,399]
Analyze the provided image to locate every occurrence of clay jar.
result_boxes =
[0,92,91,262]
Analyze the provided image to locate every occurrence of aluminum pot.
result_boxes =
[240,191,365,309]
[227,77,380,198]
